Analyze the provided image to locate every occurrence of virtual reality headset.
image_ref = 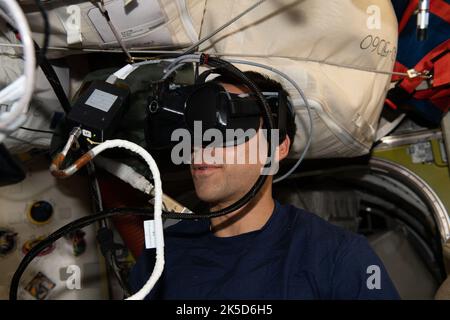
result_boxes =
[145,69,292,149]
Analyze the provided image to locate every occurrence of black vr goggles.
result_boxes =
[145,68,292,149]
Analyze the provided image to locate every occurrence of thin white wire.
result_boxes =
[162,62,193,81]
[164,54,202,73]
[162,55,202,80]
[0,0,36,133]
[225,58,313,183]
[181,0,267,55]
[0,41,413,78]
[161,56,314,182]
[94,156,154,195]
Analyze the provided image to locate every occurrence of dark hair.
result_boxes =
[211,70,296,150]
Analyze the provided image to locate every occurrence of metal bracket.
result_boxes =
[441,112,450,172]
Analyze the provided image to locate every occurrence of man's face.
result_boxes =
[190,83,268,207]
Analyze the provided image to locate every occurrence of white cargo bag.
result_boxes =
[21,0,205,51]
[199,0,398,158]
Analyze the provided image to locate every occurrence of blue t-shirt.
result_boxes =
[129,201,400,299]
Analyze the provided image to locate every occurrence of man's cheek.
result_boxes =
[222,147,236,165]
[191,147,202,164]
[227,143,252,165]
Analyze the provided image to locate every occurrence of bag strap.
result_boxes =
[399,39,450,93]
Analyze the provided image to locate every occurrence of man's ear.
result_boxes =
[278,135,291,161]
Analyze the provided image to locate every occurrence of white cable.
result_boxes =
[0,0,36,134]
[106,56,193,85]
[97,141,163,301]
[94,155,194,214]
[51,138,164,300]
[89,164,104,212]
[162,62,193,81]
[175,0,199,43]
[0,0,36,142]
[164,54,201,74]
[106,59,170,84]
[161,55,203,81]
[181,0,267,55]
[94,156,154,195]
[83,140,164,300]
[107,60,167,84]
[0,76,25,102]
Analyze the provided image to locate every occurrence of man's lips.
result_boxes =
[191,164,223,175]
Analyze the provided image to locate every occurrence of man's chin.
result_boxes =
[196,192,221,204]
[194,186,224,204]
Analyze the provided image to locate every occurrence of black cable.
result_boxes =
[33,40,72,114]
[9,207,155,300]
[34,0,50,64]
[19,126,57,135]
[96,226,131,297]
[5,9,70,115]
[86,163,106,227]
[9,204,244,300]
[108,250,130,297]
[86,162,124,296]
[189,56,274,218]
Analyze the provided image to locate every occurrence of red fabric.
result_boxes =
[398,0,418,33]
[430,88,450,111]
[413,87,450,112]
[430,0,450,24]
[97,173,148,259]
[399,39,450,93]
[433,52,450,87]
[385,98,398,110]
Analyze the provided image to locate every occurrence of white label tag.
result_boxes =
[113,64,138,80]
[408,141,434,164]
[85,89,118,112]
[143,220,156,249]
[439,139,448,163]
[82,129,92,138]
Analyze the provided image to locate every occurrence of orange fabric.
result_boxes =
[97,172,148,259]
